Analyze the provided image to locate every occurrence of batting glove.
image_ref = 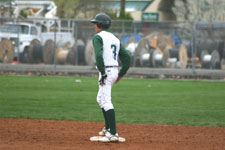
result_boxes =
[99,74,107,86]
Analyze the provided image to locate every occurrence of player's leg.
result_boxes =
[101,68,118,136]
[97,73,110,134]
[101,84,117,135]
[100,84,119,143]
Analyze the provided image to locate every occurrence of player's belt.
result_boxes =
[105,66,118,68]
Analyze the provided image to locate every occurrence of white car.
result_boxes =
[0,22,40,62]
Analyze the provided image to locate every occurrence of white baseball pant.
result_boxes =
[97,67,118,111]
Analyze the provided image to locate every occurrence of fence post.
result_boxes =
[122,20,125,37]
[53,19,57,73]
[133,21,137,67]
[191,22,196,76]
[74,21,78,65]
[17,26,20,63]
[133,21,137,35]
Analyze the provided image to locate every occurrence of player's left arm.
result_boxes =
[115,43,131,83]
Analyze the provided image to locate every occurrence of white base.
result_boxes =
[90,136,126,142]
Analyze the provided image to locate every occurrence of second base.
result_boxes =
[90,136,126,142]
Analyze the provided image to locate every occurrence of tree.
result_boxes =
[120,0,125,18]
[53,0,106,19]
[52,0,132,20]
[172,0,225,22]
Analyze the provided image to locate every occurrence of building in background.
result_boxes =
[106,0,175,21]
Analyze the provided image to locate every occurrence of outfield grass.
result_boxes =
[0,75,225,127]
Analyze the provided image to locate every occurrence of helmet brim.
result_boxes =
[90,19,97,23]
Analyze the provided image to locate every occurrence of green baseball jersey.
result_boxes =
[92,30,131,77]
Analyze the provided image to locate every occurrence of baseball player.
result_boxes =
[90,13,131,142]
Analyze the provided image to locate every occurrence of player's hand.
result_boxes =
[115,76,121,84]
[99,74,107,86]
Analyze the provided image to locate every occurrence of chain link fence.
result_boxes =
[0,17,225,72]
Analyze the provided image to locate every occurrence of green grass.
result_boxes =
[0,75,225,127]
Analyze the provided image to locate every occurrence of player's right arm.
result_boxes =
[92,35,105,75]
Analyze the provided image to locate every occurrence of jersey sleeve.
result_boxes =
[118,43,131,77]
[92,35,105,75]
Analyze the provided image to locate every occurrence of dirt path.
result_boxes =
[0,119,225,150]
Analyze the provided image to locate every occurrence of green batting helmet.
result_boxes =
[91,13,111,29]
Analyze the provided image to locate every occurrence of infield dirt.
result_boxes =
[0,119,225,150]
